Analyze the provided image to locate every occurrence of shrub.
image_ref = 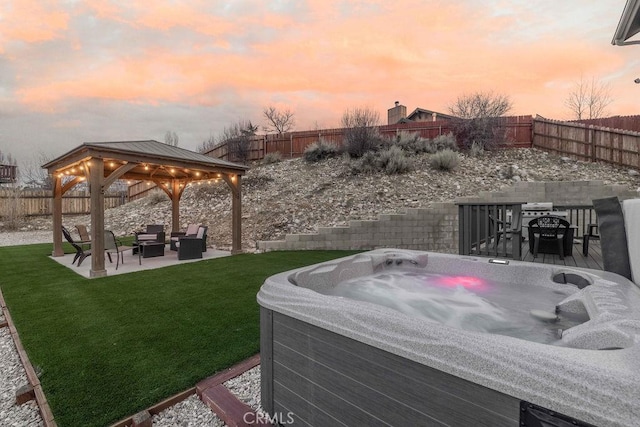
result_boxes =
[469,141,484,157]
[303,139,339,163]
[378,146,413,174]
[262,152,282,165]
[430,149,459,171]
[349,151,379,175]
[395,131,429,154]
[431,133,458,152]
[341,107,382,157]
[350,146,412,175]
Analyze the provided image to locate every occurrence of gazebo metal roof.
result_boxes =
[43,140,247,277]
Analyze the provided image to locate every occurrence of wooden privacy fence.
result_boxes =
[204,115,534,162]
[533,116,640,169]
[0,189,127,217]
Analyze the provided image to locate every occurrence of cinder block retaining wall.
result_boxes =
[257,181,638,252]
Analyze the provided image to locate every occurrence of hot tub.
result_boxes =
[258,249,640,427]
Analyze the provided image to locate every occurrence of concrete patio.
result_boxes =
[50,245,231,278]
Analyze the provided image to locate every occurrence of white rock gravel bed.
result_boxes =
[151,394,224,427]
[0,328,43,427]
[0,231,51,247]
[223,366,262,412]
[150,367,263,426]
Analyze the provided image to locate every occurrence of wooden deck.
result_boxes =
[519,238,603,270]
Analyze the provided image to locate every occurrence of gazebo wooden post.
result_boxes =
[52,175,64,257]
[231,175,242,254]
[89,158,107,278]
[171,179,181,232]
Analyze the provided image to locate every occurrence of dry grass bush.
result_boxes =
[378,146,413,174]
[350,146,412,175]
[395,131,430,154]
[262,152,282,165]
[303,139,340,163]
[349,151,379,175]
[430,149,459,172]
[430,133,458,152]
[469,141,485,158]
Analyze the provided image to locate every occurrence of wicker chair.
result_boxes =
[175,226,208,260]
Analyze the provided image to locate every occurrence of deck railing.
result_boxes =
[458,202,597,260]
[457,202,523,259]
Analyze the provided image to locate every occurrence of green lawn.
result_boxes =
[0,244,358,427]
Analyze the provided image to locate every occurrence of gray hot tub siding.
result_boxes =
[258,250,640,427]
[261,308,520,426]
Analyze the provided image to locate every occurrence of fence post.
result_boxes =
[590,126,596,162]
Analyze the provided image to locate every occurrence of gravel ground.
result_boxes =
[0,328,43,427]
[223,366,262,412]
[151,395,224,427]
[0,231,51,247]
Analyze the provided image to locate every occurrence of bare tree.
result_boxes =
[164,131,179,146]
[263,106,295,134]
[565,76,613,120]
[449,91,512,119]
[20,151,53,189]
[227,121,258,164]
[448,91,513,151]
[341,107,381,157]
[197,134,217,153]
[0,149,17,166]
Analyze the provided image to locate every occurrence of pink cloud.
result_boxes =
[0,0,68,45]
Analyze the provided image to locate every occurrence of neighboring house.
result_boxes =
[0,164,17,184]
[387,102,457,125]
[612,0,640,46]
[612,0,640,83]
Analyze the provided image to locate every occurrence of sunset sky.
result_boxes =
[0,0,638,169]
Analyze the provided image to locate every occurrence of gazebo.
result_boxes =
[43,140,249,277]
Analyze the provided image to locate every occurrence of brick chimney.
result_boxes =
[387,101,407,124]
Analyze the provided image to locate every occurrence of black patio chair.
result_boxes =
[529,215,570,260]
[62,226,91,266]
[175,226,208,260]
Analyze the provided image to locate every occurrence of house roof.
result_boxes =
[42,140,248,182]
[406,108,457,121]
[612,0,640,45]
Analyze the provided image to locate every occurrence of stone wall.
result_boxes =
[257,180,638,252]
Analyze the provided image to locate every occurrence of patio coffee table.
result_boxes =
[137,241,165,264]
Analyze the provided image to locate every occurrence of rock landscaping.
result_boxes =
[8,148,639,252]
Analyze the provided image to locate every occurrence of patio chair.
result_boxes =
[74,224,91,249]
[489,213,522,248]
[104,230,135,270]
[529,216,570,260]
[170,224,200,251]
[62,226,91,266]
[176,226,208,260]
